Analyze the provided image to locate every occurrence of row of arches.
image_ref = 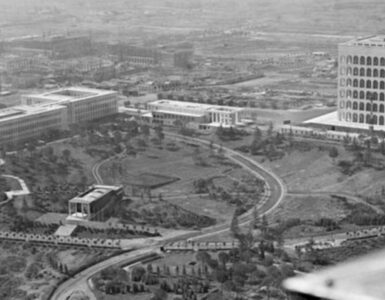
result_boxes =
[344,55,385,66]
[342,67,385,78]
[342,90,385,101]
[342,112,385,125]
[341,100,385,112]
[344,79,385,89]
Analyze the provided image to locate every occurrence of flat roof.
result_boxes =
[0,105,65,122]
[25,87,116,104]
[150,99,244,112]
[304,111,385,131]
[343,35,385,47]
[69,185,122,204]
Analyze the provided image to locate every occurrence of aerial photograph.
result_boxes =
[0,0,385,300]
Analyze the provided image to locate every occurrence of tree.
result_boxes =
[230,209,240,237]
[131,266,146,282]
[154,125,165,144]
[328,147,339,163]
[151,288,168,300]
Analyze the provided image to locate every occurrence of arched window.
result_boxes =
[340,78,346,87]
[381,70,385,78]
[373,92,378,100]
[353,102,358,110]
[359,114,365,123]
[346,112,352,121]
[354,56,359,64]
[360,91,365,99]
[360,79,365,88]
[373,103,378,112]
[374,57,379,66]
[347,90,352,98]
[381,93,385,101]
[347,67,352,76]
[367,57,372,65]
[340,90,345,97]
[347,78,352,86]
[367,69,372,77]
[366,114,371,124]
[366,91,372,99]
[347,55,353,64]
[380,104,384,112]
[360,68,365,76]
[360,56,366,65]
[353,113,358,122]
[353,67,359,76]
[380,116,384,125]
[381,57,385,66]
[374,80,378,89]
[353,90,358,99]
[353,79,358,87]
[340,100,345,108]
[346,101,352,109]
[359,102,365,110]
[373,115,378,125]
[374,69,379,77]
[367,80,372,88]
[366,103,371,111]
[381,81,385,89]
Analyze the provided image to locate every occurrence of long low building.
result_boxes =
[147,99,246,128]
[0,87,118,147]
[0,105,67,146]
[22,87,118,125]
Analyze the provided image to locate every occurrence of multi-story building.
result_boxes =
[0,105,67,146]
[147,99,245,128]
[67,185,124,223]
[22,87,118,125]
[338,35,385,127]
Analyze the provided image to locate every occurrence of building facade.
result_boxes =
[67,185,124,223]
[0,105,67,146]
[22,87,118,125]
[147,100,245,127]
[338,36,385,127]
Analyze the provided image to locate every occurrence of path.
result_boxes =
[51,132,286,300]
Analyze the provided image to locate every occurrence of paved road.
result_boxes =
[51,132,286,300]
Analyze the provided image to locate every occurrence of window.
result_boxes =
[340,90,345,97]
[367,57,372,65]
[373,115,378,125]
[380,116,384,125]
[340,56,346,64]
[360,56,366,65]
[354,56,359,64]
[347,78,352,86]
[347,90,352,98]
[353,102,358,110]
[367,69,372,77]
[346,101,352,109]
[380,104,384,112]
[353,113,358,122]
[347,55,353,64]
[381,70,385,78]
[360,68,365,76]
[373,103,378,112]
[360,79,365,88]
[360,91,365,99]
[353,90,358,98]
[366,114,371,124]
[373,92,378,100]
[367,80,371,88]
[374,69,379,77]
[381,81,385,89]
[374,80,378,89]
[347,67,352,76]
[340,100,345,108]
[381,93,384,101]
[381,57,385,66]
[359,102,365,110]
[374,57,379,66]
[359,114,364,123]
[340,67,346,75]
[366,103,371,111]
[353,67,359,76]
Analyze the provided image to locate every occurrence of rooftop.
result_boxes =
[26,87,116,104]
[69,185,122,204]
[0,105,65,122]
[343,35,385,47]
[150,99,244,112]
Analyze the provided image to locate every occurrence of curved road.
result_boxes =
[51,132,286,300]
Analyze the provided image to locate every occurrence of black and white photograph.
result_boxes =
[0,1,383,300]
